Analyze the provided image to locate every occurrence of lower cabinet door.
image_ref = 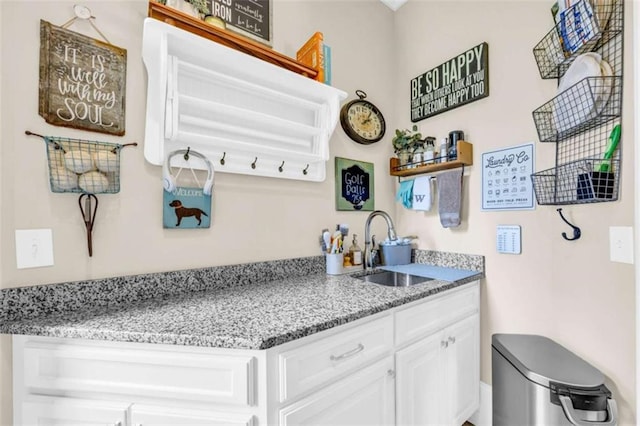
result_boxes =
[448,313,480,426]
[129,405,256,426]
[278,356,395,426]
[395,330,446,426]
[20,396,129,426]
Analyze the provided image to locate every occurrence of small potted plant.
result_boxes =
[392,125,422,168]
[161,0,210,18]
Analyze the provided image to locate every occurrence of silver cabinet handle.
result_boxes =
[330,343,364,362]
[441,340,449,348]
[448,336,456,344]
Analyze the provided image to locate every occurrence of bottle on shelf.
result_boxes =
[424,137,435,164]
[440,137,449,163]
[448,130,464,161]
[349,234,363,266]
[411,139,425,168]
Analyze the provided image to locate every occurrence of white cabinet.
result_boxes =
[20,396,129,426]
[448,314,480,426]
[279,357,395,426]
[13,281,480,426]
[129,405,256,426]
[277,314,393,403]
[396,313,480,426]
[395,330,444,425]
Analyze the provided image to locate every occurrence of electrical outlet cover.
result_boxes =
[609,226,634,264]
[15,229,54,269]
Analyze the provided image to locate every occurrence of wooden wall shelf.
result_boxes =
[389,141,473,177]
[147,1,318,79]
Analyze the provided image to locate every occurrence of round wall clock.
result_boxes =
[340,90,386,145]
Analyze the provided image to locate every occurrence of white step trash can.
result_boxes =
[492,333,617,425]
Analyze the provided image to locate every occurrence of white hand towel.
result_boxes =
[412,176,432,211]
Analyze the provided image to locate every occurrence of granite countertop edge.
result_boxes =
[0,251,484,350]
[0,273,482,350]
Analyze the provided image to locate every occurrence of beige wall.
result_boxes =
[0,0,397,423]
[0,0,636,425]
[393,0,636,424]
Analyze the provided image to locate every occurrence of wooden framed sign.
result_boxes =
[410,42,489,122]
[39,20,127,136]
[207,0,272,46]
[335,157,375,211]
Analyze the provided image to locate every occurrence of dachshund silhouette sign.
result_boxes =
[163,187,211,228]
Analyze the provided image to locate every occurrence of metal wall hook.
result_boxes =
[279,161,285,172]
[184,147,190,161]
[220,152,226,165]
[557,208,581,241]
[251,157,258,169]
[303,164,309,175]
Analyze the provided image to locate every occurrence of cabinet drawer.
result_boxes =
[277,314,393,403]
[21,338,257,406]
[395,283,479,346]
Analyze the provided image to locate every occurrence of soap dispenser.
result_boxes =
[349,234,363,266]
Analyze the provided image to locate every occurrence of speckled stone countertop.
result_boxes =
[0,250,483,350]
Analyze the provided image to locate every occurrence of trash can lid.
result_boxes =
[492,334,605,388]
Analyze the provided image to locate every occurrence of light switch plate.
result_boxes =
[15,229,54,269]
[609,226,634,264]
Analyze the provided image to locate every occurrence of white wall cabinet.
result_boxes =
[13,281,479,426]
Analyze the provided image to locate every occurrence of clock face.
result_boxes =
[340,100,386,144]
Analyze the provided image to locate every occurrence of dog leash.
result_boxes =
[78,194,98,257]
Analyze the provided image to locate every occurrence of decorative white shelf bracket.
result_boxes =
[142,18,347,181]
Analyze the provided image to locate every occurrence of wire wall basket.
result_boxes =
[27,131,137,194]
[531,157,619,205]
[533,0,621,79]
[532,75,621,142]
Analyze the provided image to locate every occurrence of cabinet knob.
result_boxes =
[441,340,449,348]
[387,369,396,378]
[448,336,456,344]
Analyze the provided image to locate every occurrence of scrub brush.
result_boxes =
[597,124,621,172]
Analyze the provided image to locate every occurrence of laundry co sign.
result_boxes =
[410,42,489,122]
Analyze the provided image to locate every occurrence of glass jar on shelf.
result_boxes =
[424,137,436,164]
[411,139,426,168]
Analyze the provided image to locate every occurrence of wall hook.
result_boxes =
[220,152,226,166]
[279,161,285,172]
[557,208,581,241]
[184,147,190,161]
[251,157,258,169]
[303,164,309,175]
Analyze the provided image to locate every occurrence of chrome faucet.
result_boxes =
[364,210,398,271]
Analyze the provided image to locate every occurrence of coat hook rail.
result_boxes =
[557,208,581,241]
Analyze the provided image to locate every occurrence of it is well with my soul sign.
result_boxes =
[39,20,127,136]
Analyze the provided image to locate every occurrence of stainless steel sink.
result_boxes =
[352,270,434,287]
